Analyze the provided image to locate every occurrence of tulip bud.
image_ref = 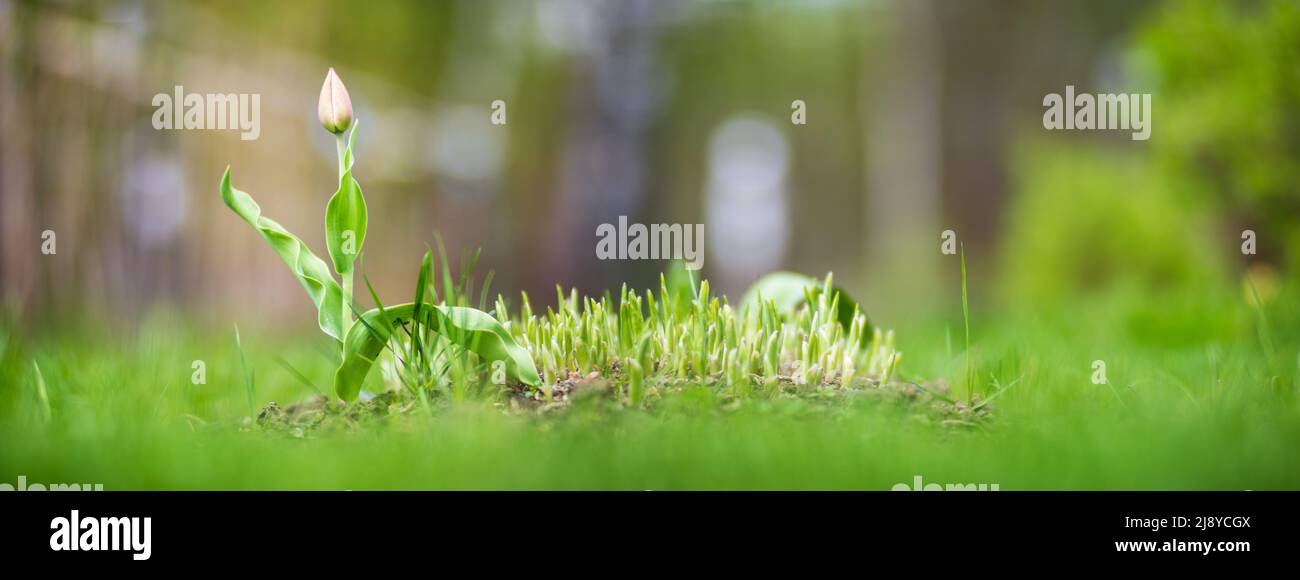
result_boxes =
[318,67,353,134]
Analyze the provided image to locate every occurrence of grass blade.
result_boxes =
[961,244,974,405]
[31,360,51,423]
[234,325,255,417]
[273,356,322,396]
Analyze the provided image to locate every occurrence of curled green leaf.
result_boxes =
[739,271,872,343]
[334,302,541,401]
[220,168,345,342]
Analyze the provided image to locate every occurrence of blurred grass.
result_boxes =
[1,283,1297,490]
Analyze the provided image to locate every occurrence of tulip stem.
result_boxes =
[342,270,354,338]
[336,133,353,342]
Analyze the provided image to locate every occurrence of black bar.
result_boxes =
[0,491,1289,570]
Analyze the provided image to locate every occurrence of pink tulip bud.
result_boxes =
[318,68,353,134]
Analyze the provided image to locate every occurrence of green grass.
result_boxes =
[1,283,1298,490]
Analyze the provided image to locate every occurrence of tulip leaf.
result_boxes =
[334,302,541,401]
[220,168,345,342]
[325,168,367,275]
[740,271,872,342]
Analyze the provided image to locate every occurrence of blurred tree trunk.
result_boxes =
[546,0,664,296]
[865,0,944,316]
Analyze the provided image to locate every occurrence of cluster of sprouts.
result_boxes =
[497,274,901,404]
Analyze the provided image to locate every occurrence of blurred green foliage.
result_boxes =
[999,0,1300,312]
[1140,0,1300,270]
[1000,140,1228,306]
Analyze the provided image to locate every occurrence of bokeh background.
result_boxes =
[2,0,1297,335]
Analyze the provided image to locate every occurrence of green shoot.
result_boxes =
[31,360,51,423]
[234,325,255,418]
[961,244,974,406]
